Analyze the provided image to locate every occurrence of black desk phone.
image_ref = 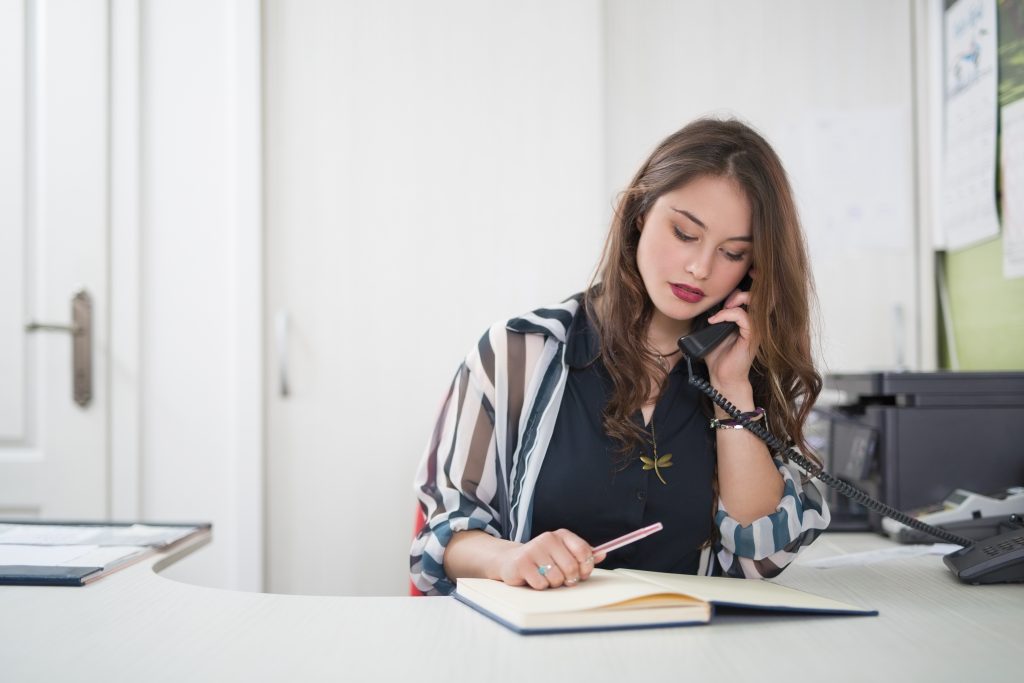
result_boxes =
[679,321,1024,585]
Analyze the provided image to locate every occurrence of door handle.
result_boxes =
[25,289,93,408]
[275,309,290,398]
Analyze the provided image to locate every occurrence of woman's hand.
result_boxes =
[493,529,606,590]
[702,287,783,522]
[703,287,758,390]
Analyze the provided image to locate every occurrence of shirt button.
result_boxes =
[635,488,646,502]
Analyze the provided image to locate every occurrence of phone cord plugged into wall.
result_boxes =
[681,355,974,548]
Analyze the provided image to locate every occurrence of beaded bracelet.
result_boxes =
[709,407,766,430]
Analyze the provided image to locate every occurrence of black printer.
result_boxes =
[815,371,1024,532]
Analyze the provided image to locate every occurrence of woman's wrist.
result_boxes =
[445,530,516,582]
[485,542,518,581]
[708,378,755,418]
[710,407,766,430]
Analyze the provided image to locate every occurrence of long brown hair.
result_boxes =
[586,118,822,464]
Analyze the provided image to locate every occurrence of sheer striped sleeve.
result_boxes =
[712,455,831,579]
[410,329,503,596]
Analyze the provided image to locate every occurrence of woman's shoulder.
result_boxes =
[502,292,584,343]
[467,292,585,366]
[463,294,584,392]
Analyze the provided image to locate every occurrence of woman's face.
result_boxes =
[636,175,753,331]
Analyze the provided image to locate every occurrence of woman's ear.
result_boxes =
[739,268,755,291]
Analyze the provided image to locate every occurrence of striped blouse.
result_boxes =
[410,296,830,596]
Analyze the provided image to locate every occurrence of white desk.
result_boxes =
[1,533,1020,682]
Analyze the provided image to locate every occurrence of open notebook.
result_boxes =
[454,567,876,634]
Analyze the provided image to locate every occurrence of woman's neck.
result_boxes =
[646,309,692,357]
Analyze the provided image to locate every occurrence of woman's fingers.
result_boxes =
[553,529,599,581]
[505,530,600,590]
[704,306,758,378]
[722,288,751,309]
[528,532,578,588]
[707,305,751,337]
[546,537,585,587]
[519,553,555,590]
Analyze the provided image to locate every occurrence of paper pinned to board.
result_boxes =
[942,0,1001,250]
[801,544,963,569]
[1001,98,1024,279]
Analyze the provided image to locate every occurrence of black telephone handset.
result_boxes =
[678,275,750,359]
[678,320,738,360]
[677,296,1024,585]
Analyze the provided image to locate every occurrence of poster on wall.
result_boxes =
[1003,101,1024,278]
[943,0,1000,250]
[999,0,1024,279]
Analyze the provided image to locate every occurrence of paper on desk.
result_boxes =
[0,524,104,545]
[0,544,103,566]
[83,525,191,547]
[0,523,192,547]
[801,544,963,569]
[0,543,146,568]
[58,545,148,568]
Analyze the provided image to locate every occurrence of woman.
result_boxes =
[410,118,829,596]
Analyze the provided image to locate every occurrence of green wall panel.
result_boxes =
[945,236,1024,369]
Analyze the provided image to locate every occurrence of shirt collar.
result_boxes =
[565,301,691,376]
[564,299,601,369]
[507,294,690,373]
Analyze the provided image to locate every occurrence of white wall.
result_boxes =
[604,0,920,373]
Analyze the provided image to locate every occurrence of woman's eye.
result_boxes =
[723,250,746,262]
[673,226,696,242]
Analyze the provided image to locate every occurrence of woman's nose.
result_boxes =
[686,255,711,280]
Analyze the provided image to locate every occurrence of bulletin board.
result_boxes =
[941,0,1024,369]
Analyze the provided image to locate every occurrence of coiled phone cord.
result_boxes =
[684,357,975,548]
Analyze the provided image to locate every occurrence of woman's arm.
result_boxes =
[411,321,602,594]
[700,288,785,524]
[700,293,830,578]
[443,530,516,580]
[702,331,831,578]
[710,378,784,525]
[444,528,605,590]
[410,335,504,596]
[713,457,830,578]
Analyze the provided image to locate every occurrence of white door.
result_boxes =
[0,0,109,519]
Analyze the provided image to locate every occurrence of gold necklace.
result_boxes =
[655,348,681,373]
[640,419,673,485]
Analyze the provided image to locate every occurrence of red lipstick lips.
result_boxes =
[670,283,705,303]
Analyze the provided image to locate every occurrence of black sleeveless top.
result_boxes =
[530,304,716,574]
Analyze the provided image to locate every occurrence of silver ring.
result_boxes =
[537,564,553,577]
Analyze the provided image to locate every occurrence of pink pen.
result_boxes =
[591,522,663,555]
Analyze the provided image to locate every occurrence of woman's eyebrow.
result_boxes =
[671,207,752,242]
[672,208,706,229]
